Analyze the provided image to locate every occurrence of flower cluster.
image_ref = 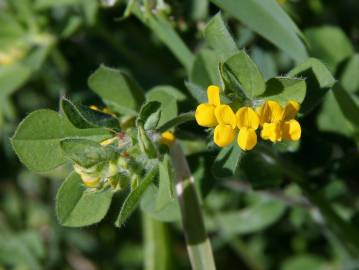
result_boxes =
[195,85,301,151]
[73,135,136,189]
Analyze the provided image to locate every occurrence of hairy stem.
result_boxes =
[169,142,216,270]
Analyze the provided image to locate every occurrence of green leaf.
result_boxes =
[146,85,186,102]
[61,98,119,129]
[220,63,247,103]
[288,58,336,114]
[332,83,359,129]
[23,45,51,71]
[155,155,174,211]
[318,91,355,136]
[116,165,159,227]
[259,77,306,106]
[0,232,41,270]
[224,51,266,98]
[204,13,237,61]
[338,54,359,94]
[157,112,195,133]
[34,0,82,10]
[239,148,283,189]
[218,198,286,235]
[88,65,145,115]
[212,143,243,178]
[56,172,113,227]
[11,109,111,172]
[147,87,179,127]
[190,49,221,89]
[251,47,278,80]
[0,63,31,97]
[141,184,180,222]
[281,255,327,270]
[137,101,161,129]
[210,0,307,62]
[60,138,114,168]
[132,3,194,71]
[304,26,354,72]
[137,125,158,159]
[185,81,207,103]
[80,0,98,26]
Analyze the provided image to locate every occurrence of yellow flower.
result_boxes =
[195,85,220,127]
[258,100,301,142]
[213,105,237,147]
[160,131,176,146]
[236,107,260,151]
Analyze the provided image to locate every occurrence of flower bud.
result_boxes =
[137,125,157,159]
[79,173,101,188]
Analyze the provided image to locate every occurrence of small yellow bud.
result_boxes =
[160,131,176,146]
[102,107,116,116]
[100,137,116,146]
[106,161,118,177]
[89,105,116,117]
[0,48,24,65]
[73,163,98,174]
[80,173,101,188]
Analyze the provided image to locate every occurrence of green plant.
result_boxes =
[4,0,359,269]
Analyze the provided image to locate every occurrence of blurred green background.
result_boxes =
[1,0,359,269]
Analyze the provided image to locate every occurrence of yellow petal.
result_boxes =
[160,131,176,146]
[207,85,220,106]
[261,122,282,142]
[236,107,259,130]
[214,124,236,147]
[80,173,101,188]
[237,127,257,151]
[282,119,301,141]
[215,104,236,129]
[89,105,101,111]
[283,100,300,121]
[258,100,283,125]
[100,137,117,146]
[195,104,217,127]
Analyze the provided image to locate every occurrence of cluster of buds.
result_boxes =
[72,133,143,190]
[72,128,175,189]
[195,85,301,151]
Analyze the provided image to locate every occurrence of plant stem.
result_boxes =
[169,142,216,270]
[143,212,172,270]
